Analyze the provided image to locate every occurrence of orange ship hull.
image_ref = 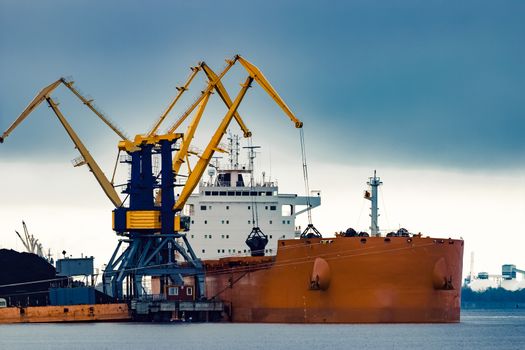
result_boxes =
[0,303,130,324]
[204,235,463,323]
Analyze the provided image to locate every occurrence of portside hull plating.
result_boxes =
[0,303,130,324]
[204,236,463,323]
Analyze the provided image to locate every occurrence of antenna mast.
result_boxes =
[367,170,383,237]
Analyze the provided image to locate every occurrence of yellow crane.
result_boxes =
[2,55,307,301]
[171,62,254,175]
[173,55,303,211]
[0,78,126,207]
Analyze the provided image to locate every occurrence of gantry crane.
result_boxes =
[1,55,304,302]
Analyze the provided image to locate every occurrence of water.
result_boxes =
[1,310,524,350]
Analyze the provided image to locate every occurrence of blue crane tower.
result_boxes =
[104,136,204,300]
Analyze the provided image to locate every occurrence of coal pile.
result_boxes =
[0,249,56,307]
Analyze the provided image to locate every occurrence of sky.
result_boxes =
[0,0,524,277]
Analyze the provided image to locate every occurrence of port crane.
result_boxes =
[107,55,304,299]
[0,78,127,208]
[1,55,305,303]
[14,221,51,261]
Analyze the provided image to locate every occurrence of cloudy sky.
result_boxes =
[0,0,524,277]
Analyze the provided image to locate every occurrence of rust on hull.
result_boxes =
[0,303,130,324]
[204,236,463,323]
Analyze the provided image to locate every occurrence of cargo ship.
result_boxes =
[203,236,463,323]
[179,148,464,323]
[149,172,463,323]
[197,172,464,323]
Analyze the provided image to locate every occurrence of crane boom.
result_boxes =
[60,78,129,140]
[201,62,252,137]
[46,97,123,207]
[167,57,238,134]
[173,92,211,174]
[147,65,202,137]
[0,79,62,143]
[237,56,303,128]
[174,76,254,210]
[1,78,129,142]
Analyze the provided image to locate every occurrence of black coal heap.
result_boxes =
[0,249,56,307]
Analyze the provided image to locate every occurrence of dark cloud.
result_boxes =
[0,0,523,169]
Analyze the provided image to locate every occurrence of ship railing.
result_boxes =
[137,293,167,302]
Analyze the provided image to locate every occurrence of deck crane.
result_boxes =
[0,78,127,208]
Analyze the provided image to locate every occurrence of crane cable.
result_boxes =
[248,137,260,227]
[299,128,312,225]
[299,128,322,238]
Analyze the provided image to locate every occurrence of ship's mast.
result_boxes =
[227,133,240,169]
[367,170,382,237]
[244,144,260,184]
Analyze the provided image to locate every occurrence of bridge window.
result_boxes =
[281,205,293,216]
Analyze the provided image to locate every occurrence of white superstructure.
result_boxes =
[182,135,321,259]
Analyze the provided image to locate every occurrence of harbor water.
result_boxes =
[1,309,524,350]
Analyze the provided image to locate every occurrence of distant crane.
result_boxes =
[14,221,52,263]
